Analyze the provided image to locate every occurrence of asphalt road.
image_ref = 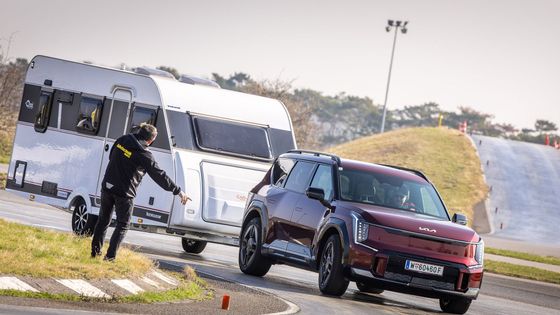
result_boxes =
[0,190,559,315]
[471,135,560,245]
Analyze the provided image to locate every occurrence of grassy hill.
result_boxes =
[329,127,488,223]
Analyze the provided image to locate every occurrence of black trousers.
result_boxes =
[91,190,134,259]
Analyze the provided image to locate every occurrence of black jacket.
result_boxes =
[101,134,181,198]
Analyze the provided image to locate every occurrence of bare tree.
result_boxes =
[239,78,320,149]
[0,34,27,161]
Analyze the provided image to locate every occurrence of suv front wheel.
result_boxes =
[356,281,384,294]
[239,217,271,277]
[439,297,472,314]
[318,234,349,296]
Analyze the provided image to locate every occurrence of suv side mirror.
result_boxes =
[306,187,332,209]
[452,213,468,226]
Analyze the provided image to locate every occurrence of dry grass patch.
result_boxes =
[0,218,153,279]
[329,127,488,223]
[0,173,6,190]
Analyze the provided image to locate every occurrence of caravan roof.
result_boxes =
[26,55,293,131]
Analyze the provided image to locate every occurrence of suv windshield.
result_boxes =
[339,169,449,220]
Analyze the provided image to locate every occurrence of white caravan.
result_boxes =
[6,55,296,253]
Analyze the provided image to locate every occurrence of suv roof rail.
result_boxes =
[379,164,429,181]
[286,150,342,165]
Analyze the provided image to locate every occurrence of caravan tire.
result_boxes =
[181,238,207,254]
[71,198,97,236]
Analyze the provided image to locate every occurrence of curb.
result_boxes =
[0,270,178,299]
[159,260,300,315]
[466,135,495,235]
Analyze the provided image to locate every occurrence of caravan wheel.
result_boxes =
[181,238,207,254]
[71,198,97,236]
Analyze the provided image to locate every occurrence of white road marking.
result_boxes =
[0,277,39,292]
[111,279,144,295]
[56,279,110,298]
[140,276,161,289]
[151,270,178,286]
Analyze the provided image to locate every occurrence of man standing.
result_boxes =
[91,123,190,261]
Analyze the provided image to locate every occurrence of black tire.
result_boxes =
[356,281,384,294]
[181,238,207,254]
[71,198,97,236]
[439,297,472,314]
[238,217,271,277]
[318,234,349,296]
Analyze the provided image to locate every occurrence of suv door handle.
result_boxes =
[294,207,303,212]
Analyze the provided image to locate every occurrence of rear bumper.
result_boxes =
[350,267,480,300]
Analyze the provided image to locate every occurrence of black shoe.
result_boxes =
[103,256,115,262]
[91,252,100,258]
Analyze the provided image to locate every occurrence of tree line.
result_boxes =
[0,55,557,154]
[211,72,558,148]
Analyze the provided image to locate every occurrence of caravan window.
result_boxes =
[193,116,272,159]
[34,91,53,133]
[129,106,157,134]
[76,97,103,135]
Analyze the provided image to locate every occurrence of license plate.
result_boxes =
[405,260,444,276]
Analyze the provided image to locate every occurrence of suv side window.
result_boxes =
[310,164,334,200]
[272,158,295,187]
[284,161,315,193]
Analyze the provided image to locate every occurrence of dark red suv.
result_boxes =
[238,150,484,314]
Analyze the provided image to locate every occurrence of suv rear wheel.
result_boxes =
[318,234,349,296]
[181,238,207,254]
[239,217,271,277]
[439,297,472,314]
[356,281,384,294]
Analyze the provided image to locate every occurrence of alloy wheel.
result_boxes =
[320,242,334,286]
[74,204,88,232]
[240,224,257,266]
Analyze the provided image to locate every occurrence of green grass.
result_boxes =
[0,218,153,279]
[486,247,560,266]
[485,260,560,285]
[329,127,488,223]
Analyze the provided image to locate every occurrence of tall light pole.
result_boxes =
[379,19,408,133]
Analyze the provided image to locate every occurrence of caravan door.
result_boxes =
[94,87,134,206]
[124,104,175,226]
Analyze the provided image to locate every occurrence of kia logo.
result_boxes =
[419,227,436,233]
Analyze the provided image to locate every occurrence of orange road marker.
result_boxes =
[221,294,230,310]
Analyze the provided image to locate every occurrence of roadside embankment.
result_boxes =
[330,127,488,223]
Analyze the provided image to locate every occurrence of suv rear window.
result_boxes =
[284,161,315,193]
